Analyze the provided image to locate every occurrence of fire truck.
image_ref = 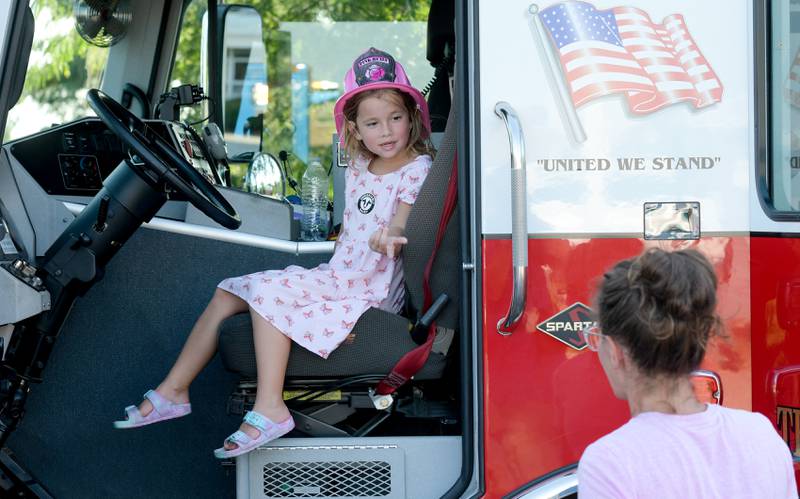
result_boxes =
[0,0,797,497]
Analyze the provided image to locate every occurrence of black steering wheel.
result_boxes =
[87,89,241,230]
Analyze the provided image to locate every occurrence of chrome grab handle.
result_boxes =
[690,369,723,405]
[495,102,528,335]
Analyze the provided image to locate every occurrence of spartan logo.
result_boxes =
[535,302,594,350]
[358,193,376,214]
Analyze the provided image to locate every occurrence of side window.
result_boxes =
[169,1,433,191]
[5,1,109,142]
[769,2,800,212]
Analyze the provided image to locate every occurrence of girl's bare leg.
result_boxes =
[138,288,248,415]
[224,309,291,449]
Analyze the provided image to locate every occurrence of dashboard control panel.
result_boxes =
[166,122,217,185]
[7,117,220,197]
[58,154,102,190]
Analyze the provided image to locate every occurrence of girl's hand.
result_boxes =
[368,226,407,258]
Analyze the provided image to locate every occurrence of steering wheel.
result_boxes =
[87,89,241,230]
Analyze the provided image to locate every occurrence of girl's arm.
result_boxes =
[368,201,412,258]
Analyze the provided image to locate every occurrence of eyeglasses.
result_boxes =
[581,325,604,351]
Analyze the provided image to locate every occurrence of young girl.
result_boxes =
[113,47,434,459]
[578,248,796,498]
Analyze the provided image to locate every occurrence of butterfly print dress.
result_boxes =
[218,155,431,358]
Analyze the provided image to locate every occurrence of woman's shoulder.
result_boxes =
[631,405,783,448]
[578,431,632,495]
[711,404,767,424]
[583,418,643,454]
[577,418,647,478]
[708,405,794,471]
[713,405,784,438]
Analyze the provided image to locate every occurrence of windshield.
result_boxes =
[170,0,433,189]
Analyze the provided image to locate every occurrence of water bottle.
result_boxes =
[300,157,329,241]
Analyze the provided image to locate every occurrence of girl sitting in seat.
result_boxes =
[113,47,434,459]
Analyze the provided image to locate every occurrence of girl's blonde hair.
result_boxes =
[341,88,435,165]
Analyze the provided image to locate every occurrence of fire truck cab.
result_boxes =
[0,0,797,498]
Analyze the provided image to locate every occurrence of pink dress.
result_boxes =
[219,155,432,358]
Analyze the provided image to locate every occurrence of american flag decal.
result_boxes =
[539,1,723,114]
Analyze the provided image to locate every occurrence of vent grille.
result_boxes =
[263,460,392,498]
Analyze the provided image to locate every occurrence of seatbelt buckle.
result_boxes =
[368,388,394,410]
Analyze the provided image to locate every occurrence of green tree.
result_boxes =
[24,0,107,103]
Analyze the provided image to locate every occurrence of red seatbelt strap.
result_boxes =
[375,157,459,395]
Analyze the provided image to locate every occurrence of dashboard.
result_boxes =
[3,116,300,242]
[6,117,219,197]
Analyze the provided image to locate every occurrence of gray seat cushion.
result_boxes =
[219,308,448,380]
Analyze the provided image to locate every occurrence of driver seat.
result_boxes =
[216,105,459,435]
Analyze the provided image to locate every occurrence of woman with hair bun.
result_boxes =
[578,248,797,498]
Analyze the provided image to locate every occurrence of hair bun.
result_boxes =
[636,250,701,321]
[597,248,721,376]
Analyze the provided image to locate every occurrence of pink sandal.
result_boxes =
[213,410,295,459]
[113,389,191,429]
